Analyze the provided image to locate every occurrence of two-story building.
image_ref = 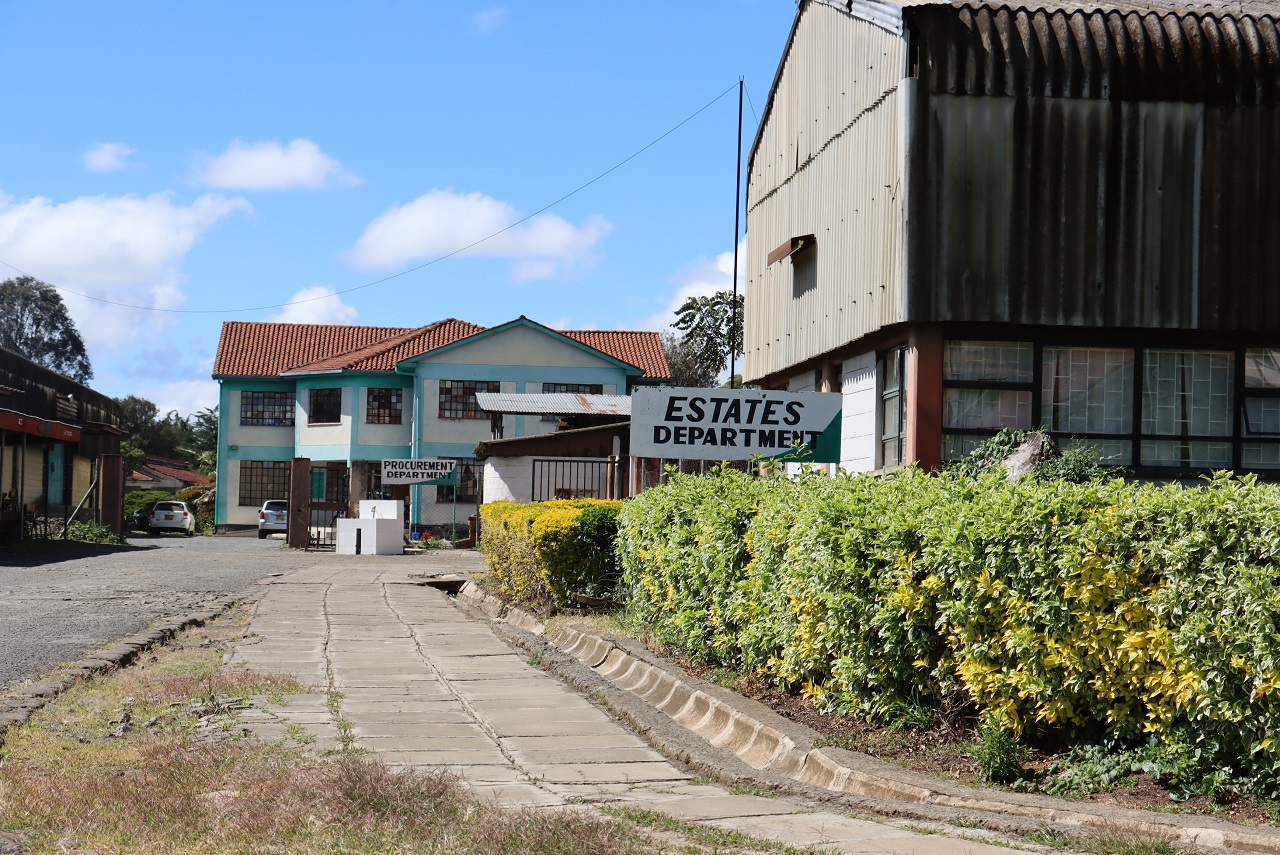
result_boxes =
[746,0,1280,478]
[211,316,668,533]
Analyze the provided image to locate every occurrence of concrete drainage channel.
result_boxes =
[0,595,244,756]
[456,581,1280,855]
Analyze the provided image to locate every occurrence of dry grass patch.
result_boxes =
[0,606,736,854]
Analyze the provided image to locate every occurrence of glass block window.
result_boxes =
[1141,440,1232,469]
[436,458,479,504]
[238,460,290,506]
[944,389,1032,430]
[541,382,603,421]
[308,388,342,425]
[439,380,500,420]
[240,391,295,426]
[366,388,403,424]
[1141,350,1233,437]
[944,341,1033,382]
[1041,348,1133,434]
[1243,443,1280,470]
[880,346,907,468]
[1243,349,1280,440]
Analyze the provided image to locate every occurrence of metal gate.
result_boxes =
[531,459,622,501]
[306,464,350,550]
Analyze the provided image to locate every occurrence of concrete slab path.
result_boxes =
[230,555,1017,854]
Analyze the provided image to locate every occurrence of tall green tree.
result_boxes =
[667,290,744,387]
[114,394,196,461]
[0,276,93,382]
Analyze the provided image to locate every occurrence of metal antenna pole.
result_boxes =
[730,77,743,389]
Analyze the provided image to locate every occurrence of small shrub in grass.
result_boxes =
[971,720,1029,784]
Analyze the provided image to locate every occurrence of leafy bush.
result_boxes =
[64,520,126,545]
[618,466,1280,797]
[125,490,173,520]
[480,499,623,612]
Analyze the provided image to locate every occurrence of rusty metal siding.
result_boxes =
[744,1,910,382]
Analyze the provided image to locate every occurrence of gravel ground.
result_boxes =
[0,533,321,695]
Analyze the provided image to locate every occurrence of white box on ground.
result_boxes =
[359,499,403,522]
[336,517,403,555]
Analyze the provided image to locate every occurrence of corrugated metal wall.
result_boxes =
[744,2,910,382]
[906,3,1280,332]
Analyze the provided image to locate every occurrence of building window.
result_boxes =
[309,464,347,503]
[366,388,403,424]
[439,380,499,420]
[942,341,1034,459]
[540,382,603,421]
[1141,349,1234,469]
[1041,347,1134,465]
[238,460,290,506]
[880,346,908,468]
[436,458,479,503]
[240,391,295,426]
[1243,348,1280,469]
[308,388,342,424]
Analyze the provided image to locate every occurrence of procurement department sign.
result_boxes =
[381,458,457,485]
[631,387,842,463]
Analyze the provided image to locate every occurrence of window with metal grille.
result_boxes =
[941,340,1035,460]
[879,346,908,468]
[436,458,479,503]
[366,388,403,424]
[438,380,499,420]
[540,382,603,421]
[238,460,290,506]
[240,391,295,426]
[308,388,342,424]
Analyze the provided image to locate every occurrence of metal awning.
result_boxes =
[474,392,631,416]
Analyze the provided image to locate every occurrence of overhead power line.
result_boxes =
[0,81,742,317]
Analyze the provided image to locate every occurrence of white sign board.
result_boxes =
[381,458,457,484]
[631,387,843,462]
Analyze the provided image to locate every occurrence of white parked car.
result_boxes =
[258,500,288,538]
[149,500,195,537]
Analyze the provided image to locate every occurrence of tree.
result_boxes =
[667,290,744,387]
[114,394,197,461]
[661,331,720,388]
[0,276,93,382]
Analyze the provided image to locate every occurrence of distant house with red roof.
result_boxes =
[126,455,212,494]
[211,316,669,532]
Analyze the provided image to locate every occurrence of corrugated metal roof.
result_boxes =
[474,392,632,416]
[910,3,1280,104]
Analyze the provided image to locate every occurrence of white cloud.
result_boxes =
[193,139,359,190]
[640,240,746,332]
[138,378,220,420]
[473,7,507,32]
[345,188,612,281]
[0,189,250,349]
[83,142,135,172]
[270,285,358,325]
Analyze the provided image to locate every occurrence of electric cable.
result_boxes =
[0,81,742,316]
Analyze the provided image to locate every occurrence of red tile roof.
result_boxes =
[145,462,211,487]
[214,319,670,379]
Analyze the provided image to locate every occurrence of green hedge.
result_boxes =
[480,499,622,612]
[618,467,1280,796]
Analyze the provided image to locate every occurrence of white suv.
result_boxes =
[258,500,288,538]
[149,501,195,537]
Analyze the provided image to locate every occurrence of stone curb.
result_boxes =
[456,581,1279,855]
[0,595,244,755]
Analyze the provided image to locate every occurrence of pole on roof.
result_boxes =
[729,77,743,389]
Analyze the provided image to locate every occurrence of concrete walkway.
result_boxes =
[230,554,1018,854]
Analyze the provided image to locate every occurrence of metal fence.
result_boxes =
[532,459,622,501]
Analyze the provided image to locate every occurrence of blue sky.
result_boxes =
[0,2,797,418]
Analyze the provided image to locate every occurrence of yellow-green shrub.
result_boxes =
[480,499,622,611]
[618,467,1280,796]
